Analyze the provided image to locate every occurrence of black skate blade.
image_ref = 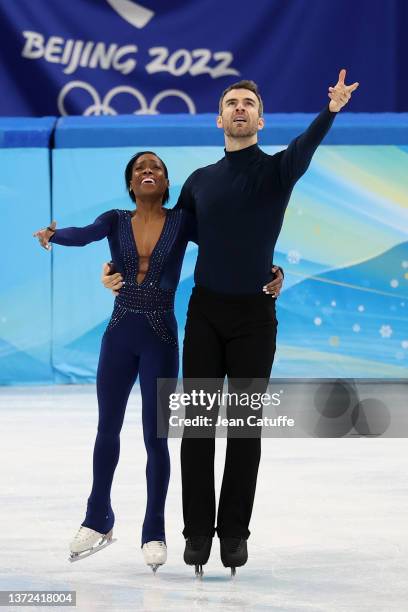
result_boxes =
[68,537,117,563]
[231,567,236,577]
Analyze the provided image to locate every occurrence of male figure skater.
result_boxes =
[103,69,359,575]
[176,69,359,575]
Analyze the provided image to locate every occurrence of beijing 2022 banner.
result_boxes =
[0,0,407,116]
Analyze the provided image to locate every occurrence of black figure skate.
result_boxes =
[220,537,248,576]
[184,536,213,578]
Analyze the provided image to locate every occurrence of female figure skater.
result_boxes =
[34,151,196,572]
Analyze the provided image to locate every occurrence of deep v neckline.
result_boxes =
[128,210,169,286]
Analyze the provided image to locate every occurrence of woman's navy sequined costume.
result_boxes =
[50,208,196,544]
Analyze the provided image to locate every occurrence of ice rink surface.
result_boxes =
[1,386,407,612]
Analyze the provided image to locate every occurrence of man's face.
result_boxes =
[217,88,264,138]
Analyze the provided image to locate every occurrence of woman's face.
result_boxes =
[130,153,169,203]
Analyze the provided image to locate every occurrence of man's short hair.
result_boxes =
[218,80,264,116]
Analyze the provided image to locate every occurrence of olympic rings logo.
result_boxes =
[57,81,196,116]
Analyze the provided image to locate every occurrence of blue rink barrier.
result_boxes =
[55,113,408,147]
[1,114,407,384]
[0,118,56,384]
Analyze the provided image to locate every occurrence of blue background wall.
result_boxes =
[1,114,407,384]
[1,119,55,383]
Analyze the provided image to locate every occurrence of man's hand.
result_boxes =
[328,69,359,112]
[101,262,123,296]
[263,265,284,297]
[33,220,56,250]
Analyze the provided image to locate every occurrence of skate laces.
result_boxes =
[224,537,242,553]
[76,527,88,541]
[76,526,98,542]
[188,536,209,550]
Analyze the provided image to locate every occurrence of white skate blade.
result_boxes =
[68,537,117,562]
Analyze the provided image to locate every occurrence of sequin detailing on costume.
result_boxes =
[106,304,128,333]
[105,209,182,345]
[116,285,175,313]
[145,312,177,347]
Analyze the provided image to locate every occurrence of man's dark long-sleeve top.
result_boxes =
[175,104,336,294]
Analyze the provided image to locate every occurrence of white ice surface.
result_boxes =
[0,386,407,612]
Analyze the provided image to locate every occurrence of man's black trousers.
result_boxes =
[181,286,277,539]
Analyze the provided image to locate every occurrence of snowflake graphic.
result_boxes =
[379,325,392,338]
[352,324,361,332]
[331,300,336,307]
[287,250,301,264]
[358,305,365,312]
[390,279,399,288]
[314,317,322,326]
[401,340,408,349]
[402,260,408,269]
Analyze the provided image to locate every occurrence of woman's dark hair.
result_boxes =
[125,151,170,205]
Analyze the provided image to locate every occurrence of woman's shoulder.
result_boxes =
[168,207,197,242]
[101,209,133,221]
[111,208,131,216]
[94,209,130,232]
[168,207,196,228]
[95,209,124,219]
[168,207,193,220]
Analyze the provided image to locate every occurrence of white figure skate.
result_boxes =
[69,526,116,562]
[142,541,167,573]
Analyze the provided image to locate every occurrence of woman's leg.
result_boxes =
[82,322,140,534]
[138,320,179,546]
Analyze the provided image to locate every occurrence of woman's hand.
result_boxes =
[101,262,124,296]
[33,220,56,250]
[263,266,284,297]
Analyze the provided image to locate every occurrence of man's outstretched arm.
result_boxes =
[279,68,359,186]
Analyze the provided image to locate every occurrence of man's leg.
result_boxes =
[181,291,225,537]
[217,299,277,538]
